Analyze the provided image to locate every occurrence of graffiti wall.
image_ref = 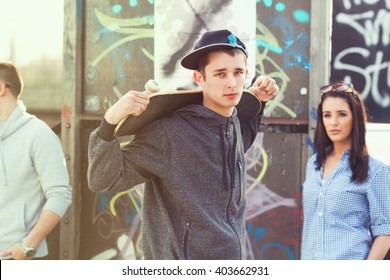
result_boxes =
[80,0,310,260]
[81,0,154,260]
[331,0,390,123]
[256,0,310,119]
[154,0,256,91]
[247,0,310,259]
[83,0,154,115]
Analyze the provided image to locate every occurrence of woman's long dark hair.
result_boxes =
[314,83,369,183]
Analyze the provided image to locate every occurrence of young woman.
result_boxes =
[301,82,390,260]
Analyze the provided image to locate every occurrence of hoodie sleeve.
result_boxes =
[240,101,266,152]
[31,123,72,217]
[88,119,171,193]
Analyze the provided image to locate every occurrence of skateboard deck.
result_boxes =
[115,89,261,137]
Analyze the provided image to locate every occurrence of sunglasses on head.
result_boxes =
[320,82,359,101]
[320,82,354,94]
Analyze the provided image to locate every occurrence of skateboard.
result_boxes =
[114,89,262,137]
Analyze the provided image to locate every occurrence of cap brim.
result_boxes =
[181,44,247,70]
[115,90,261,137]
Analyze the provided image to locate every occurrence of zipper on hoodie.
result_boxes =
[183,221,191,260]
[237,161,243,204]
[226,188,242,259]
[224,119,237,190]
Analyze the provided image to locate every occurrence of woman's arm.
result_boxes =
[367,235,390,260]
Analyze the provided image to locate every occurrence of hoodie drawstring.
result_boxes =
[0,140,7,186]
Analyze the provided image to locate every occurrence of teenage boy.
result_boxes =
[88,29,278,259]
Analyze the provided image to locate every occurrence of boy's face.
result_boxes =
[193,50,248,117]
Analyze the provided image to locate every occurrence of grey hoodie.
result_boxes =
[88,103,264,259]
[0,102,72,259]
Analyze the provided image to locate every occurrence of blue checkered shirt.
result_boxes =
[301,150,390,260]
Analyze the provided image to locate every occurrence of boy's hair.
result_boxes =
[197,48,247,80]
[0,61,24,98]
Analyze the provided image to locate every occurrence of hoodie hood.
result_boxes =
[0,101,34,185]
[174,103,238,130]
[0,101,34,140]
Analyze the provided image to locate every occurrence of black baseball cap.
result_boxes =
[180,29,248,70]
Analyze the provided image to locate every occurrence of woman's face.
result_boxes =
[322,96,353,147]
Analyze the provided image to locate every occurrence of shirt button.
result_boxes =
[318,212,323,217]
[319,192,323,196]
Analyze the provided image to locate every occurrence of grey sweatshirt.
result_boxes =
[88,103,264,259]
[0,102,72,258]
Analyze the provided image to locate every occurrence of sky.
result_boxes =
[0,0,64,65]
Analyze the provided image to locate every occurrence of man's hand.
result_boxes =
[105,90,150,125]
[0,244,29,260]
[248,76,279,102]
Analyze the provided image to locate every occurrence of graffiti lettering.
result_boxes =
[332,2,390,122]
[334,47,390,107]
[336,9,390,46]
[342,0,390,10]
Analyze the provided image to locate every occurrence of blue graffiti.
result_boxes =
[112,4,122,14]
[310,107,317,120]
[124,208,139,225]
[253,227,267,241]
[266,15,310,71]
[293,9,310,24]
[129,0,138,8]
[97,193,111,213]
[306,137,315,153]
[259,243,296,259]
[275,2,286,12]
[256,40,283,54]
[259,1,309,25]
[247,222,296,259]
[263,0,273,8]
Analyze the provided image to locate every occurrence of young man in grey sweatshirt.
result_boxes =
[88,29,279,259]
[0,62,72,260]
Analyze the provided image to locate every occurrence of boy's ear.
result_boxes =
[0,82,5,96]
[193,71,204,86]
